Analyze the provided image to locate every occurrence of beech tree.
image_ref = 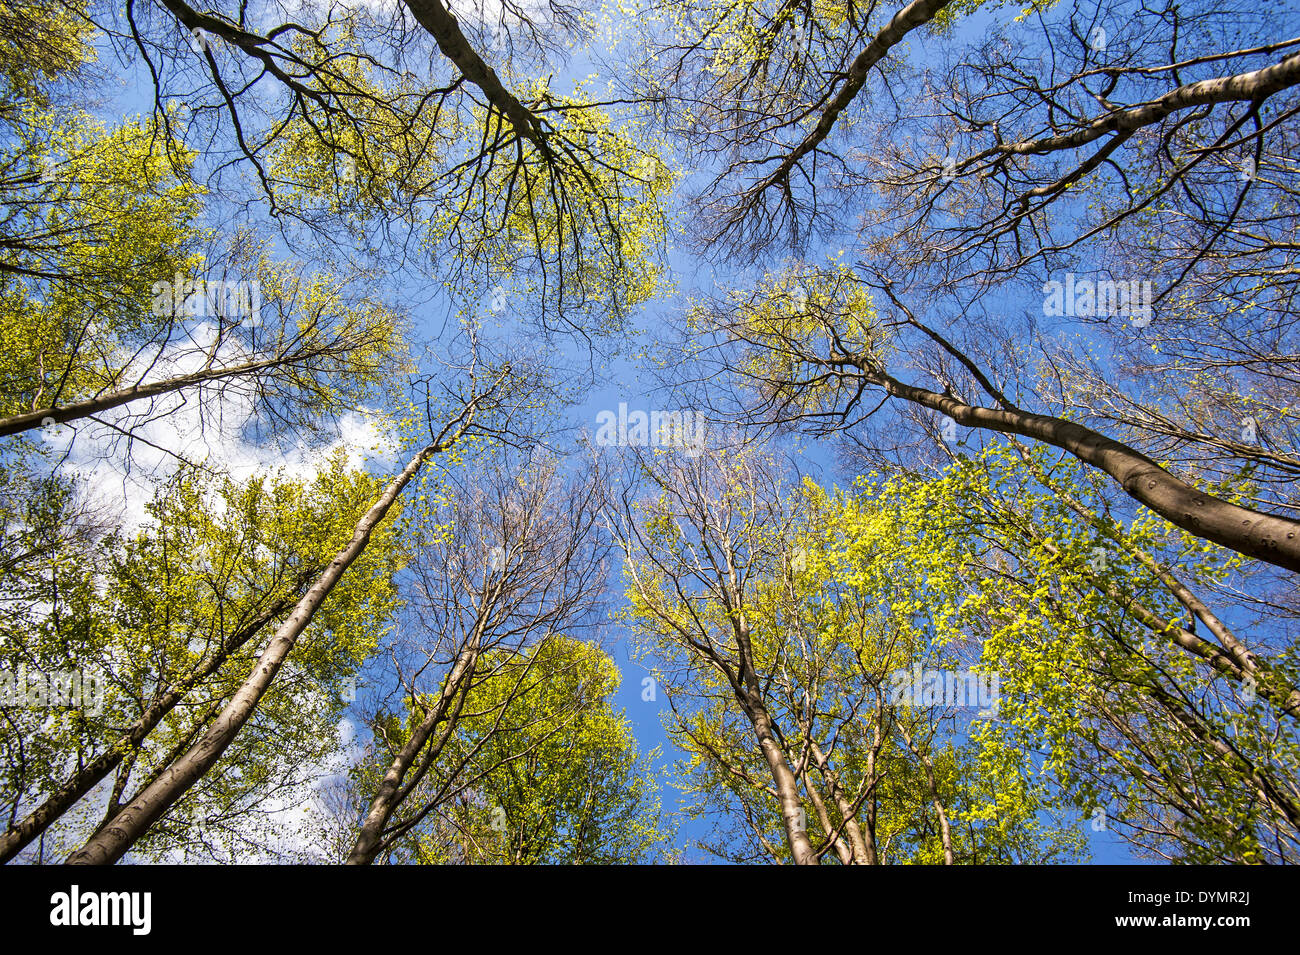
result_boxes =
[0,452,403,862]
[683,261,1300,572]
[374,636,671,865]
[60,358,521,864]
[70,0,673,332]
[3,0,666,865]
[607,443,1078,863]
[940,443,1300,862]
[630,0,1300,571]
[0,15,424,449]
[344,449,616,864]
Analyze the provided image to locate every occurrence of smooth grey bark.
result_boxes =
[753,0,956,194]
[732,613,817,864]
[345,628,484,865]
[842,354,1300,573]
[801,770,852,864]
[0,592,299,864]
[0,353,324,439]
[64,437,447,864]
[401,0,552,153]
[979,52,1300,165]
[748,700,817,864]
[808,739,873,864]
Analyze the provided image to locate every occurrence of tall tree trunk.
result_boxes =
[0,593,298,863]
[346,635,482,865]
[65,439,445,864]
[800,768,851,864]
[747,702,816,864]
[733,615,816,864]
[756,0,955,193]
[809,739,873,864]
[849,359,1300,573]
[401,0,551,152]
[894,721,954,865]
[0,352,330,438]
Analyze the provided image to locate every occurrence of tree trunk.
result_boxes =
[0,593,298,863]
[0,353,324,438]
[748,704,817,864]
[65,440,441,864]
[860,364,1300,573]
[346,636,481,865]
[401,0,550,152]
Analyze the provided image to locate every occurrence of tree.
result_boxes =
[634,0,1300,574]
[1,451,402,862]
[2,0,658,863]
[607,442,1077,863]
[406,636,671,865]
[63,365,511,864]
[345,448,616,863]
[684,261,1300,572]
[944,442,1300,862]
[7,0,1300,868]
[83,0,672,332]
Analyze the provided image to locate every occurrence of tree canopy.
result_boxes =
[2,0,1298,866]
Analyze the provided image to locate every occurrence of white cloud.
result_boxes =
[39,321,401,530]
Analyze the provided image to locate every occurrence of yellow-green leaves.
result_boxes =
[696,260,884,419]
[0,107,202,418]
[402,636,673,865]
[0,0,95,107]
[0,455,408,860]
[265,34,673,333]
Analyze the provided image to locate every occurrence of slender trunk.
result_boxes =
[1147,684,1300,828]
[65,440,442,864]
[89,697,223,841]
[0,353,319,439]
[747,703,816,864]
[1013,446,1251,654]
[895,721,954,865]
[0,594,296,863]
[731,612,815,863]
[808,739,872,864]
[801,768,851,864]
[1023,454,1295,707]
[346,638,481,865]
